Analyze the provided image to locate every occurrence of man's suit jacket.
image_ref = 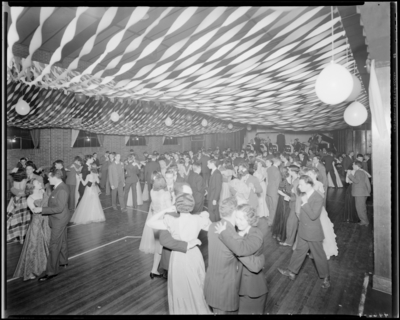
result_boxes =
[187,171,205,208]
[266,166,281,195]
[349,169,371,197]
[315,163,328,188]
[144,160,161,185]
[205,220,263,311]
[207,169,223,202]
[42,182,71,229]
[322,155,335,171]
[78,164,90,193]
[200,154,211,175]
[366,159,372,175]
[125,162,140,184]
[342,155,353,172]
[243,174,262,209]
[361,161,369,173]
[218,225,267,298]
[66,164,80,185]
[298,190,324,242]
[108,162,125,187]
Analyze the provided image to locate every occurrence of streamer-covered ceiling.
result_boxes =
[6,5,370,135]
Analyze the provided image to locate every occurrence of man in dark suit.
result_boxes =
[207,158,223,222]
[77,156,92,206]
[254,133,262,154]
[356,154,369,172]
[65,157,82,210]
[124,154,141,209]
[322,150,338,188]
[348,161,371,226]
[144,154,161,191]
[278,175,330,289]
[342,151,354,174]
[200,150,211,188]
[312,155,328,205]
[266,158,281,226]
[277,132,286,153]
[187,162,205,213]
[32,170,71,281]
[109,153,126,211]
[204,197,265,314]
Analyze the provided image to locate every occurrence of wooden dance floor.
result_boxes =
[5,187,373,315]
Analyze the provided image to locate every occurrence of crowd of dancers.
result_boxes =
[7,143,372,314]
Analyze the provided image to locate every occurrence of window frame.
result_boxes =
[72,130,101,148]
[126,136,147,146]
[163,136,178,146]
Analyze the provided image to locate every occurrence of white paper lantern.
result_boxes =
[75,93,87,103]
[110,112,120,122]
[202,119,208,127]
[345,75,362,101]
[15,97,30,115]
[186,114,193,121]
[228,123,233,129]
[315,62,353,105]
[247,125,252,131]
[344,101,368,126]
[165,117,172,126]
[143,104,152,113]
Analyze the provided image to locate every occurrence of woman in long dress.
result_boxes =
[327,159,343,188]
[271,167,292,242]
[139,173,173,278]
[70,167,105,225]
[253,160,269,218]
[218,158,235,204]
[297,167,338,260]
[13,179,51,280]
[147,193,212,314]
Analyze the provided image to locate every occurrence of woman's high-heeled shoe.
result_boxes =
[150,272,163,279]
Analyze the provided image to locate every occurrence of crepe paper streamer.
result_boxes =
[7,7,25,69]
[18,7,56,79]
[31,7,89,86]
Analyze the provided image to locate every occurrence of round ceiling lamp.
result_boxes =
[201,119,208,127]
[143,104,152,113]
[14,97,30,116]
[186,114,193,121]
[246,125,252,131]
[75,93,87,104]
[228,123,233,130]
[110,112,120,122]
[344,101,368,126]
[165,116,172,126]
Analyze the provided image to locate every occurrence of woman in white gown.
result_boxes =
[253,159,269,218]
[139,173,174,278]
[218,158,235,204]
[293,167,338,260]
[70,167,105,225]
[147,193,212,314]
[327,160,343,188]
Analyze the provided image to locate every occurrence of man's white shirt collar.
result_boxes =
[53,180,62,190]
[305,188,314,200]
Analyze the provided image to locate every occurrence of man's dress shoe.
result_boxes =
[277,268,296,280]
[38,274,58,282]
[150,273,163,279]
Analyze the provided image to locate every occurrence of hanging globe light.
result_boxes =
[165,117,172,126]
[143,104,152,113]
[110,112,120,122]
[186,114,193,121]
[247,125,252,131]
[201,119,208,127]
[343,101,368,126]
[345,74,362,101]
[75,93,87,103]
[228,123,233,130]
[14,97,30,115]
[315,62,353,105]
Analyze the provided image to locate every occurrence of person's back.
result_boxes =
[150,189,172,214]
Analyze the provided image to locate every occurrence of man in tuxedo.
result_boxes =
[254,133,262,154]
[207,158,223,222]
[342,151,354,174]
[322,150,338,189]
[204,197,265,314]
[200,150,211,188]
[124,154,141,209]
[364,154,372,175]
[348,161,371,226]
[278,175,330,289]
[237,162,262,210]
[32,170,71,281]
[187,162,205,213]
[65,156,82,210]
[266,158,281,226]
[77,156,92,206]
[312,155,328,205]
[277,132,286,153]
[356,154,369,172]
[109,153,126,211]
[144,154,161,191]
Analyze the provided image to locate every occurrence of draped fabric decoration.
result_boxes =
[368,60,389,138]
[125,136,130,145]
[97,133,105,146]
[29,129,40,149]
[162,136,166,144]
[6,6,370,132]
[71,129,80,147]
[7,81,240,136]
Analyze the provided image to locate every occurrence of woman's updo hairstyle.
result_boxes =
[236,203,259,227]
[175,193,195,213]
